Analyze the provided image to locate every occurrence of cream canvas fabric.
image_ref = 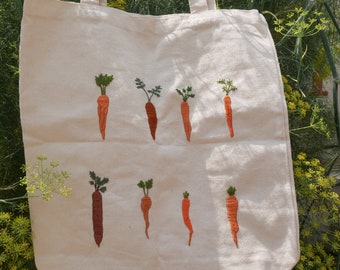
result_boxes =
[19,0,300,269]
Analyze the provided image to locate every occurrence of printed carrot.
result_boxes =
[218,79,237,138]
[182,191,193,246]
[95,73,114,140]
[137,178,153,239]
[176,87,195,141]
[89,171,109,247]
[135,78,161,140]
[226,186,239,248]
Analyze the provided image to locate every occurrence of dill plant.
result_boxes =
[293,152,340,270]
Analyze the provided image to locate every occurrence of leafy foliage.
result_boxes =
[20,156,73,201]
[176,86,195,102]
[0,209,35,269]
[95,73,114,95]
[137,179,153,196]
[135,78,161,102]
[293,152,340,270]
[0,0,26,212]
[89,171,109,193]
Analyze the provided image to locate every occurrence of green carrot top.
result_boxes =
[227,186,236,196]
[95,73,114,95]
[89,171,109,193]
[137,178,153,196]
[218,79,237,96]
[176,86,195,102]
[183,191,190,199]
[135,78,161,102]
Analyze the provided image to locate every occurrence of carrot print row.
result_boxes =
[89,171,109,247]
[218,78,237,138]
[135,78,161,141]
[137,178,153,239]
[95,73,114,140]
[93,75,238,141]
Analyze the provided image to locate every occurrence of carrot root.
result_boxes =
[97,95,109,140]
[141,195,152,239]
[145,102,158,140]
[92,190,103,247]
[181,101,192,141]
[226,194,239,248]
[224,95,234,138]
[182,197,193,246]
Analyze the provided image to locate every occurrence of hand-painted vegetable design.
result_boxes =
[95,73,114,140]
[89,171,109,247]
[218,79,237,138]
[137,178,153,239]
[135,78,161,140]
[182,191,193,246]
[226,186,239,248]
[176,87,195,141]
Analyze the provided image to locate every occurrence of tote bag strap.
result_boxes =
[80,0,107,6]
[80,0,216,12]
[188,0,216,13]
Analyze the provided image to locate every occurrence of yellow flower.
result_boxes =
[288,101,297,111]
[297,152,306,160]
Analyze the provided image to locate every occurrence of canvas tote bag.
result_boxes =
[19,0,300,269]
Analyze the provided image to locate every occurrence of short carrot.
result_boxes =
[135,78,161,140]
[89,171,109,247]
[176,87,195,141]
[182,191,193,246]
[137,178,153,239]
[218,79,237,138]
[226,186,239,248]
[95,73,114,140]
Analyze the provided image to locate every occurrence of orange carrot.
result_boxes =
[97,95,109,140]
[176,87,195,141]
[135,78,161,140]
[95,73,114,140]
[137,179,153,239]
[226,186,239,248]
[224,95,234,138]
[182,191,193,246]
[218,79,237,138]
[89,171,109,247]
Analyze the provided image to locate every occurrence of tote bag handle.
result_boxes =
[188,0,216,13]
[80,0,216,13]
[80,0,107,6]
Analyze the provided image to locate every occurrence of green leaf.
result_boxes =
[100,177,109,186]
[137,180,145,189]
[145,178,153,190]
[99,186,107,193]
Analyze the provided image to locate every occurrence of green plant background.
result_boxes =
[1,0,339,269]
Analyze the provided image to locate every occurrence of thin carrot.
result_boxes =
[135,78,161,140]
[218,79,237,138]
[226,186,239,248]
[224,95,233,137]
[182,191,193,246]
[89,171,109,247]
[176,87,195,141]
[137,178,153,239]
[95,73,114,140]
